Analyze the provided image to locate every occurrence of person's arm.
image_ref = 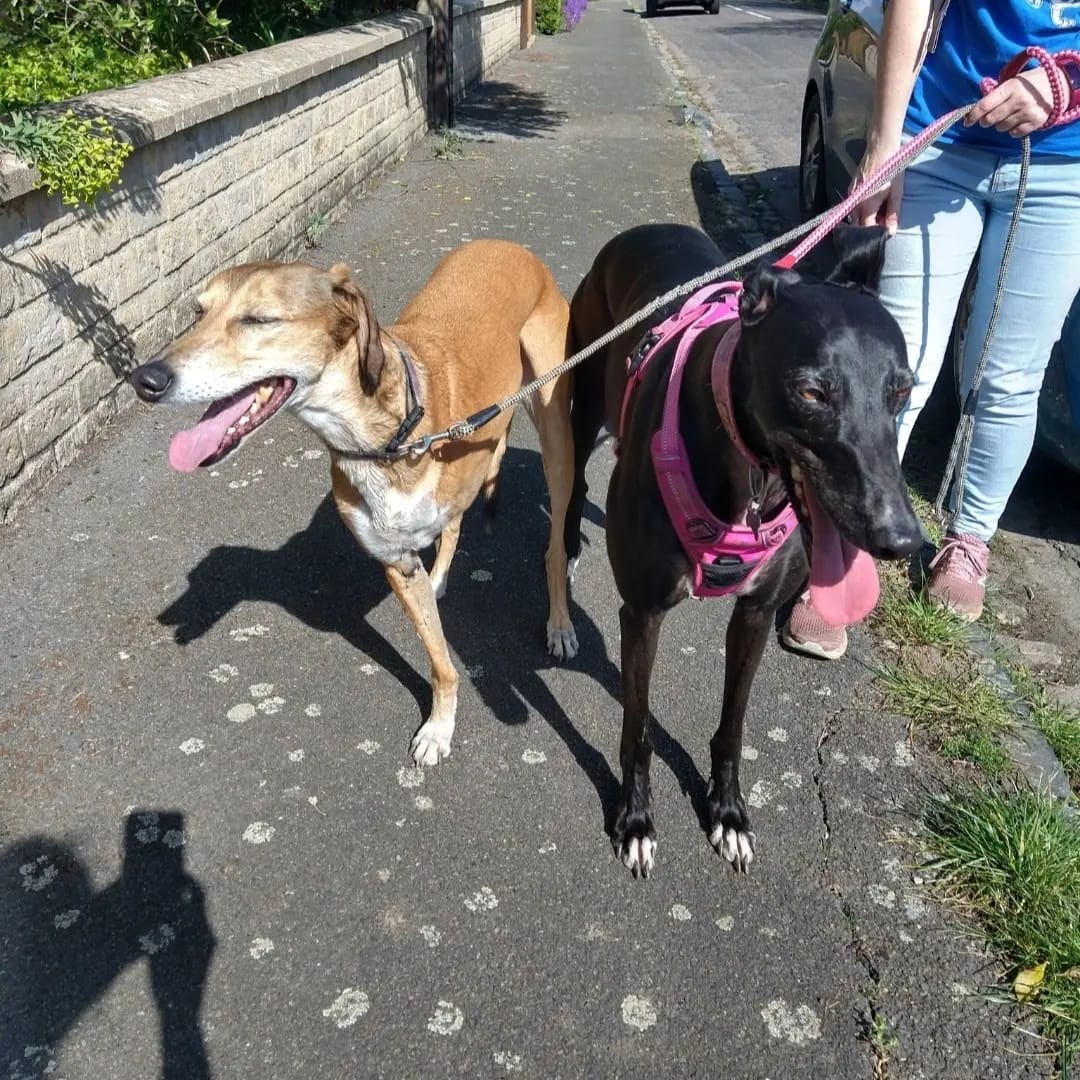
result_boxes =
[855,0,936,231]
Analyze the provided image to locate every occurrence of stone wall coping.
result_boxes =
[0,11,434,206]
[455,0,519,14]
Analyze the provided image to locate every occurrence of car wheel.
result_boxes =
[704,0,720,12]
[798,94,827,221]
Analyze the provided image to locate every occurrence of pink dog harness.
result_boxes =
[620,283,798,598]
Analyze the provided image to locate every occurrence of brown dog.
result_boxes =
[130,240,577,765]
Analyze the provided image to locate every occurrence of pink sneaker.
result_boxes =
[926,532,989,622]
[782,592,848,660]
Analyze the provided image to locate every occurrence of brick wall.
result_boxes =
[0,1,523,524]
[454,0,523,100]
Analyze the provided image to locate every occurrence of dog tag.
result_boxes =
[747,501,762,537]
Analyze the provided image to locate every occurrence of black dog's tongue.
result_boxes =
[804,483,880,626]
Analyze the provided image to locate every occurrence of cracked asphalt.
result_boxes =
[0,3,1053,1077]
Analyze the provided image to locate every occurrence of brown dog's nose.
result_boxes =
[130,361,173,402]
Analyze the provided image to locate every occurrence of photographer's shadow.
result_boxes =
[0,811,214,1079]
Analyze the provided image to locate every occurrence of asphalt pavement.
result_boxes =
[0,4,1052,1077]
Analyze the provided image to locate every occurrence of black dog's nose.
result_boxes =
[130,361,173,402]
[868,515,924,560]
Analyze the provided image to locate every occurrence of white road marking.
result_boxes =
[730,4,772,19]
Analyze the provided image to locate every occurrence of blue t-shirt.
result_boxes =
[905,1,1080,157]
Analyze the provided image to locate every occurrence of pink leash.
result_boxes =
[775,47,1080,272]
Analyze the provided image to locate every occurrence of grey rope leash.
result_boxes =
[401,105,976,460]
[934,134,1031,523]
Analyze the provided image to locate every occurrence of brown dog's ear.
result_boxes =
[330,268,386,394]
[827,224,888,293]
[739,262,799,327]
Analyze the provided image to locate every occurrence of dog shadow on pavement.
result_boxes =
[0,811,215,1080]
[156,445,713,835]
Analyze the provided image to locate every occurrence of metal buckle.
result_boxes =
[627,330,659,377]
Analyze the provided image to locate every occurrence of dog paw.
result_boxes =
[410,720,453,767]
[613,807,657,879]
[546,621,579,661]
[619,834,656,878]
[708,823,755,872]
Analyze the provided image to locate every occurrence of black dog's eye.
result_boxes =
[892,385,913,408]
[240,314,280,327]
[798,386,828,405]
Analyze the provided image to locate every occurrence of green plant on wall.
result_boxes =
[0,0,414,205]
[0,111,132,206]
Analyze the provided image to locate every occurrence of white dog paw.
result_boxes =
[410,721,453,767]
[547,621,579,661]
[619,835,656,879]
[708,825,755,873]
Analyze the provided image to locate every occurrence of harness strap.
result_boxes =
[626,285,799,598]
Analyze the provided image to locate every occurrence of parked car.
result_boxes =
[646,0,720,16]
[798,0,1080,471]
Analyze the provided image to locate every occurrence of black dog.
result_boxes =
[565,223,921,877]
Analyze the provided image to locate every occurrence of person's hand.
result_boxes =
[851,144,905,235]
[966,65,1062,137]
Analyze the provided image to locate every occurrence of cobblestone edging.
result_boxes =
[0,0,521,524]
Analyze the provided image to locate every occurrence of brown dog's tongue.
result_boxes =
[168,392,257,473]
[804,484,880,626]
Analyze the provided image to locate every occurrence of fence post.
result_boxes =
[520,0,534,49]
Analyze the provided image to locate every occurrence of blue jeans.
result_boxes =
[881,139,1080,541]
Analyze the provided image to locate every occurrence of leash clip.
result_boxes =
[747,465,768,538]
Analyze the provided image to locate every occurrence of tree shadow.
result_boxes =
[453,80,569,141]
[0,811,214,1079]
[1,251,136,377]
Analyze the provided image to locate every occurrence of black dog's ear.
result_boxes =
[827,224,888,293]
[330,263,386,394]
[739,263,800,327]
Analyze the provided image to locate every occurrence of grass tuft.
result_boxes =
[432,130,465,161]
[875,660,1013,776]
[922,787,1080,1069]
